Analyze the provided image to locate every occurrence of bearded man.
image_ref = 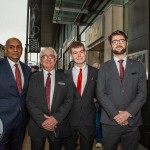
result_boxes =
[97,30,147,150]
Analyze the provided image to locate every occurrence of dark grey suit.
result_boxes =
[97,58,147,150]
[26,70,73,150]
[65,65,98,150]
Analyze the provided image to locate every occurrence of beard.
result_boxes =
[112,47,126,55]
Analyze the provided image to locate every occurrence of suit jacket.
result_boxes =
[97,58,147,127]
[26,70,73,138]
[0,57,31,129]
[66,65,98,138]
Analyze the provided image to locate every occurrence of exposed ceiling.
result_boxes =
[40,0,110,47]
[41,0,60,47]
[53,0,90,25]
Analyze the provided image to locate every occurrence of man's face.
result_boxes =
[111,35,128,55]
[5,39,23,63]
[40,50,56,72]
[70,46,86,66]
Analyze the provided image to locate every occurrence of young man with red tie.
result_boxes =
[65,41,98,150]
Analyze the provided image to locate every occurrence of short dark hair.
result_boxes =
[31,65,39,70]
[69,41,85,53]
[108,30,128,44]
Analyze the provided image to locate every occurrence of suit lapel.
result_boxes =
[20,62,26,94]
[4,58,16,81]
[109,59,121,85]
[38,71,48,109]
[4,58,18,90]
[50,72,57,112]
[19,62,31,95]
[68,68,78,93]
[51,71,63,112]
[123,58,133,84]
[110,58,133,86]
[33,71,47,112]
[82,65,92,96]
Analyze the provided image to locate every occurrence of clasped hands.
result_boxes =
[114,111,131,126]
[42,114,58,131]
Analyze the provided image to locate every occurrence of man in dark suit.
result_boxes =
[65,41,98,150]
[97,30,147,150]
[26,47,73,150]
[0,38,31,150]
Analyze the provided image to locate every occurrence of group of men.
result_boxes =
[0,30,147,150]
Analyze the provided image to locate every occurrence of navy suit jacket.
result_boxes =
[97,58,147,126]
[0,57,31,129]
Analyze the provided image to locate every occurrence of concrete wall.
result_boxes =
[104,4,123,62]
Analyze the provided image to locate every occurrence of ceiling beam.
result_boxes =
[53,20,87,26]
[55,7,88,14]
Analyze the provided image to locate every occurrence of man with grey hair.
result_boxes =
[26,47,73,150]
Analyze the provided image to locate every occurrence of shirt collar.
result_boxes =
[74,63,87,71]
[43,69,55,76]
[7,57,20,68]
[114,56,127,63]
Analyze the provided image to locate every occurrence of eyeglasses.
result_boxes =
[41,55,55,60]
[112,39,126,44]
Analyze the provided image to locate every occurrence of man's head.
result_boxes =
[40,47,57,72]
[92,63,100,69]
[5,38,23,63]
[69,41,86,67]
[108,30,128,56]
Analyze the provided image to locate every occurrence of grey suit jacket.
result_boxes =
[97,58,147,127]
[66,65,98,138]
[26,70,73,138]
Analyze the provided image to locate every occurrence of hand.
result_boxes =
[42,114,58,131]
[94,98,97,103]
[120,120,128,126]
[114,111,131,125]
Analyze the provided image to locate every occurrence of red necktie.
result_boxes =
[77,68,82,95]
[118,60,124,83]
[45,73,51,111]
[14,64,22,94]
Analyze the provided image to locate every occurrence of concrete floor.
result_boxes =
[22,131,148,150]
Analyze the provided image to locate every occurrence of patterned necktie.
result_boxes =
[45,73,51,111]
[14,64,22,94]
[118,60,124,83]
[77,68,82,95]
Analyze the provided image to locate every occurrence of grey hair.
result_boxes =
[39,47,57,59]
